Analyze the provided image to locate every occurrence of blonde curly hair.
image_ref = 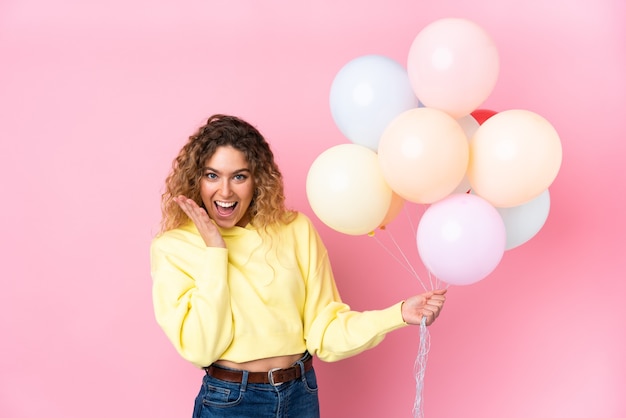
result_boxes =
[159,114,296,233]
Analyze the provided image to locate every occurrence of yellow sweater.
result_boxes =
[151,212,407,368]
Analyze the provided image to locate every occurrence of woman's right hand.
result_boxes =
[174,195,226,248]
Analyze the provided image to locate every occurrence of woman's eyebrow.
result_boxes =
[203,166,251,175]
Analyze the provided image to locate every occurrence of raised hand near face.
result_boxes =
[174,195,226,248]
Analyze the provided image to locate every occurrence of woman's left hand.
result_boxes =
[401,289,447,326]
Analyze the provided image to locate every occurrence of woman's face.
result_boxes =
[200,146,255,228]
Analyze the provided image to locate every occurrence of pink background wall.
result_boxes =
[1,1,624,417]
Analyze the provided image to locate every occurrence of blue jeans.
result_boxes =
[192,354,320,418]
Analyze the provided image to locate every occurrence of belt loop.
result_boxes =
[296,358,306,381]
[241,370,249,391]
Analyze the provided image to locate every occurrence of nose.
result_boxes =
[218,179,232,196]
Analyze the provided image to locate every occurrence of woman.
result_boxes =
[151,114,446,417]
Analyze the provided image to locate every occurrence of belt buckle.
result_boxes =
[267,367,282,386]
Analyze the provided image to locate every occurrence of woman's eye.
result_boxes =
[205,172,217,179]
[234,174,247,181]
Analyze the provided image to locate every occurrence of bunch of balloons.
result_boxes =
[307,18,562,287]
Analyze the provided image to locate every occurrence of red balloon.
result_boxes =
[471,109,497,125]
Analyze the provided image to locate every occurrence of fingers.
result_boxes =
[426,294,446,307]
[401,289,447,326]
[418,288,446,302]
[174,196,225,248]
[421,309,437,326]
[174,196,204,219]
[421,289,447,326]
[422,307,440,326]
[175,196,213,227]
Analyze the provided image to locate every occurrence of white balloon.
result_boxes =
[329,55,419,151]
[451,114,480,194]
[456,113,481,138]
[497,189,551,250]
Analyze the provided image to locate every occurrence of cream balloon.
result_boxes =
[468,109,562,207]
[378,107,469,204]
[306,144,392,235]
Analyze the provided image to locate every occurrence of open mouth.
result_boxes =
[215,201,237,217]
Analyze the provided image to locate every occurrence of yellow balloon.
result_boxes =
[306,144,392,235]
[378,108,469,204]
[467,109,562,207]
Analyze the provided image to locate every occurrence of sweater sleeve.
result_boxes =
[150,234,234,368]
[300,220,408,362]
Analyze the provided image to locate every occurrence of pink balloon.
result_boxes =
[417,193,505,285]
[407,18,499,118]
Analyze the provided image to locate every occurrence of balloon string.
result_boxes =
[372,230,428,292]
[426,268,432,290]
[413,316,430,418]
[404,202,442,292]
[386,228,428,291]
[370,231,415,278]
[403,203,418,234]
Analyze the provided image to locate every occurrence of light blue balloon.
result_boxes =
[329,54,419,151]
[497,189,551,250]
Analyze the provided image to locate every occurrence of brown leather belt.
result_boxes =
[204,355,313,385]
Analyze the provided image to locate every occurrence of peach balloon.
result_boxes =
[468,109,563,207]
[378,192,405,228]
[306,144,392,235]
[407,18,500,118]
[378,107,469,204]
